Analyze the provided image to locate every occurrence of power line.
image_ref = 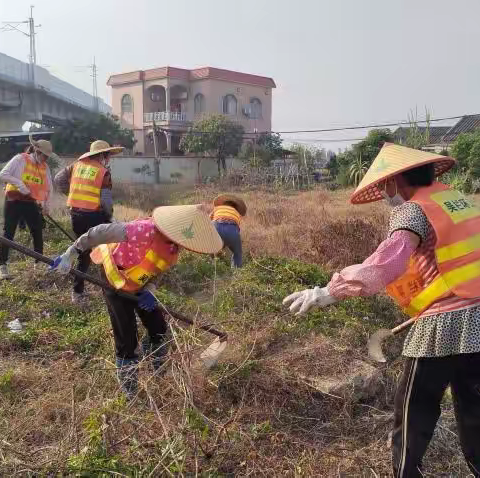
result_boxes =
[266,114,470,135]
[176,112,475,139]
[281,137,366,143]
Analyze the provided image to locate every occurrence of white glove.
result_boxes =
[282,286,336,316]
[52,245,79,275]
[42,203,50,216]
[18,183,30,195]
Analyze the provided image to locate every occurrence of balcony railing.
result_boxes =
[144,111,187,123]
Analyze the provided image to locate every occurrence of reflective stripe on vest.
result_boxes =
[5,153,48,201]
[386,182,480,317]
[404,259,480,316]
[90,235,177,292]
[67,159,106,210]
[212,205,240,225]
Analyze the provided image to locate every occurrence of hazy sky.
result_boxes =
[1,0,479,149]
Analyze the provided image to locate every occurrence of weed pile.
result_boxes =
[0,187,470,476]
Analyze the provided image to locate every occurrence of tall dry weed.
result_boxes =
[237,188,389,270]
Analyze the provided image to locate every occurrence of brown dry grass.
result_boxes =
[182,186,389,270]
[0,184,471,476]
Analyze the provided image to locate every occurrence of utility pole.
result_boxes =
[151,120,161,184]
[1,6,41,85]
[253,127,258,167]
[90,57,99,112]
[29,6,37,73]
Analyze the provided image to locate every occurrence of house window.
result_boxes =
[121,94,133,113]
[222,94,237,115]
[250,97,262,119]
[150,88,163,102]
[194,93,205,114]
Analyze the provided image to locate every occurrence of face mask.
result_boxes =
[381,190,405,207]
[380,179,405,207]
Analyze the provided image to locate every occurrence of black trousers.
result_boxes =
[393,353,480,477]
[71,210,110,293]
[0,200,43,264]
[102,275,168,359]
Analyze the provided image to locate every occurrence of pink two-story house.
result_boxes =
[107,66,276,155]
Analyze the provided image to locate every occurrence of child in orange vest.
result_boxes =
[210,194,247,268]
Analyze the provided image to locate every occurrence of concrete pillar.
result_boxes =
[165,131,172,153]
[0,112,25,132]
[165,87,170,113]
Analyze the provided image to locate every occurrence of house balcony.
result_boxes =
[144,111,188,123]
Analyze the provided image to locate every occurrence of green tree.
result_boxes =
[349,155,368,186]
[336,128,394,176]
[467,135,480,178]
[180,114,244,173]
[257,132,283,158]
[51,114,135,155]
[237,132,283,167]
[450,132,480,172]
[289,144,324,170]
[354,128,394,167]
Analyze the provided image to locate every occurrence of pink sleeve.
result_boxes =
[125,219,156,246]
[327,230,417,300]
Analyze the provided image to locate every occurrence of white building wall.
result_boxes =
[109,156,243,184]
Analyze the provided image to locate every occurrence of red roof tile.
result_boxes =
[108,66,275,88]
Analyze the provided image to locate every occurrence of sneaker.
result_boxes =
[116,358,139,401]
[141,336,168,373]
[0,265,11,280]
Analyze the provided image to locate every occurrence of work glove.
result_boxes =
[282,286,336,316]
[138,289,158,312]
[50,245,79,275]
[18,183,30,195]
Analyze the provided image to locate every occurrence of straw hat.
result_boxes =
[78,140,124,161]
[351,143,455,204]
[153,204,223,254]
[29,134,56,159]
[213,194,247,216]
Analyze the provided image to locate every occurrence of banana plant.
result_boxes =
[349,154,368,186]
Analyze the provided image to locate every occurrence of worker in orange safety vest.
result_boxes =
[55,140,123,303]
[0,135,56,280]
[283,144,480,477]
[51,204,222,400]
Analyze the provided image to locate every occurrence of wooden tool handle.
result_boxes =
[391,317,416,335]
[0,235,228,340]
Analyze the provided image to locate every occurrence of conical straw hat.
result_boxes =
[213,194,247,216]
[78,140,124,160]
[351,143,455,204]
[153,204,223,254]
[29,134,57,159]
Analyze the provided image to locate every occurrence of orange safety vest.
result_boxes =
[5,153,49,202]
[386,182,480,317]
[211,205,241,226]
[90,231,178,292]
[67,158,107,210]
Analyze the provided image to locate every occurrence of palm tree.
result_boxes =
[349,155,368,186]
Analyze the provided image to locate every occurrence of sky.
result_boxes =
[0,0,479,150]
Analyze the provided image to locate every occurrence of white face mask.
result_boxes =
[380,180,405,207]
[381,190,405,207]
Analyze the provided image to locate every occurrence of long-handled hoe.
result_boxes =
[0,235,227,369]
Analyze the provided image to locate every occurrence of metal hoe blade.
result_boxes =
[367,328,393,363]
[200,337,227,369]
